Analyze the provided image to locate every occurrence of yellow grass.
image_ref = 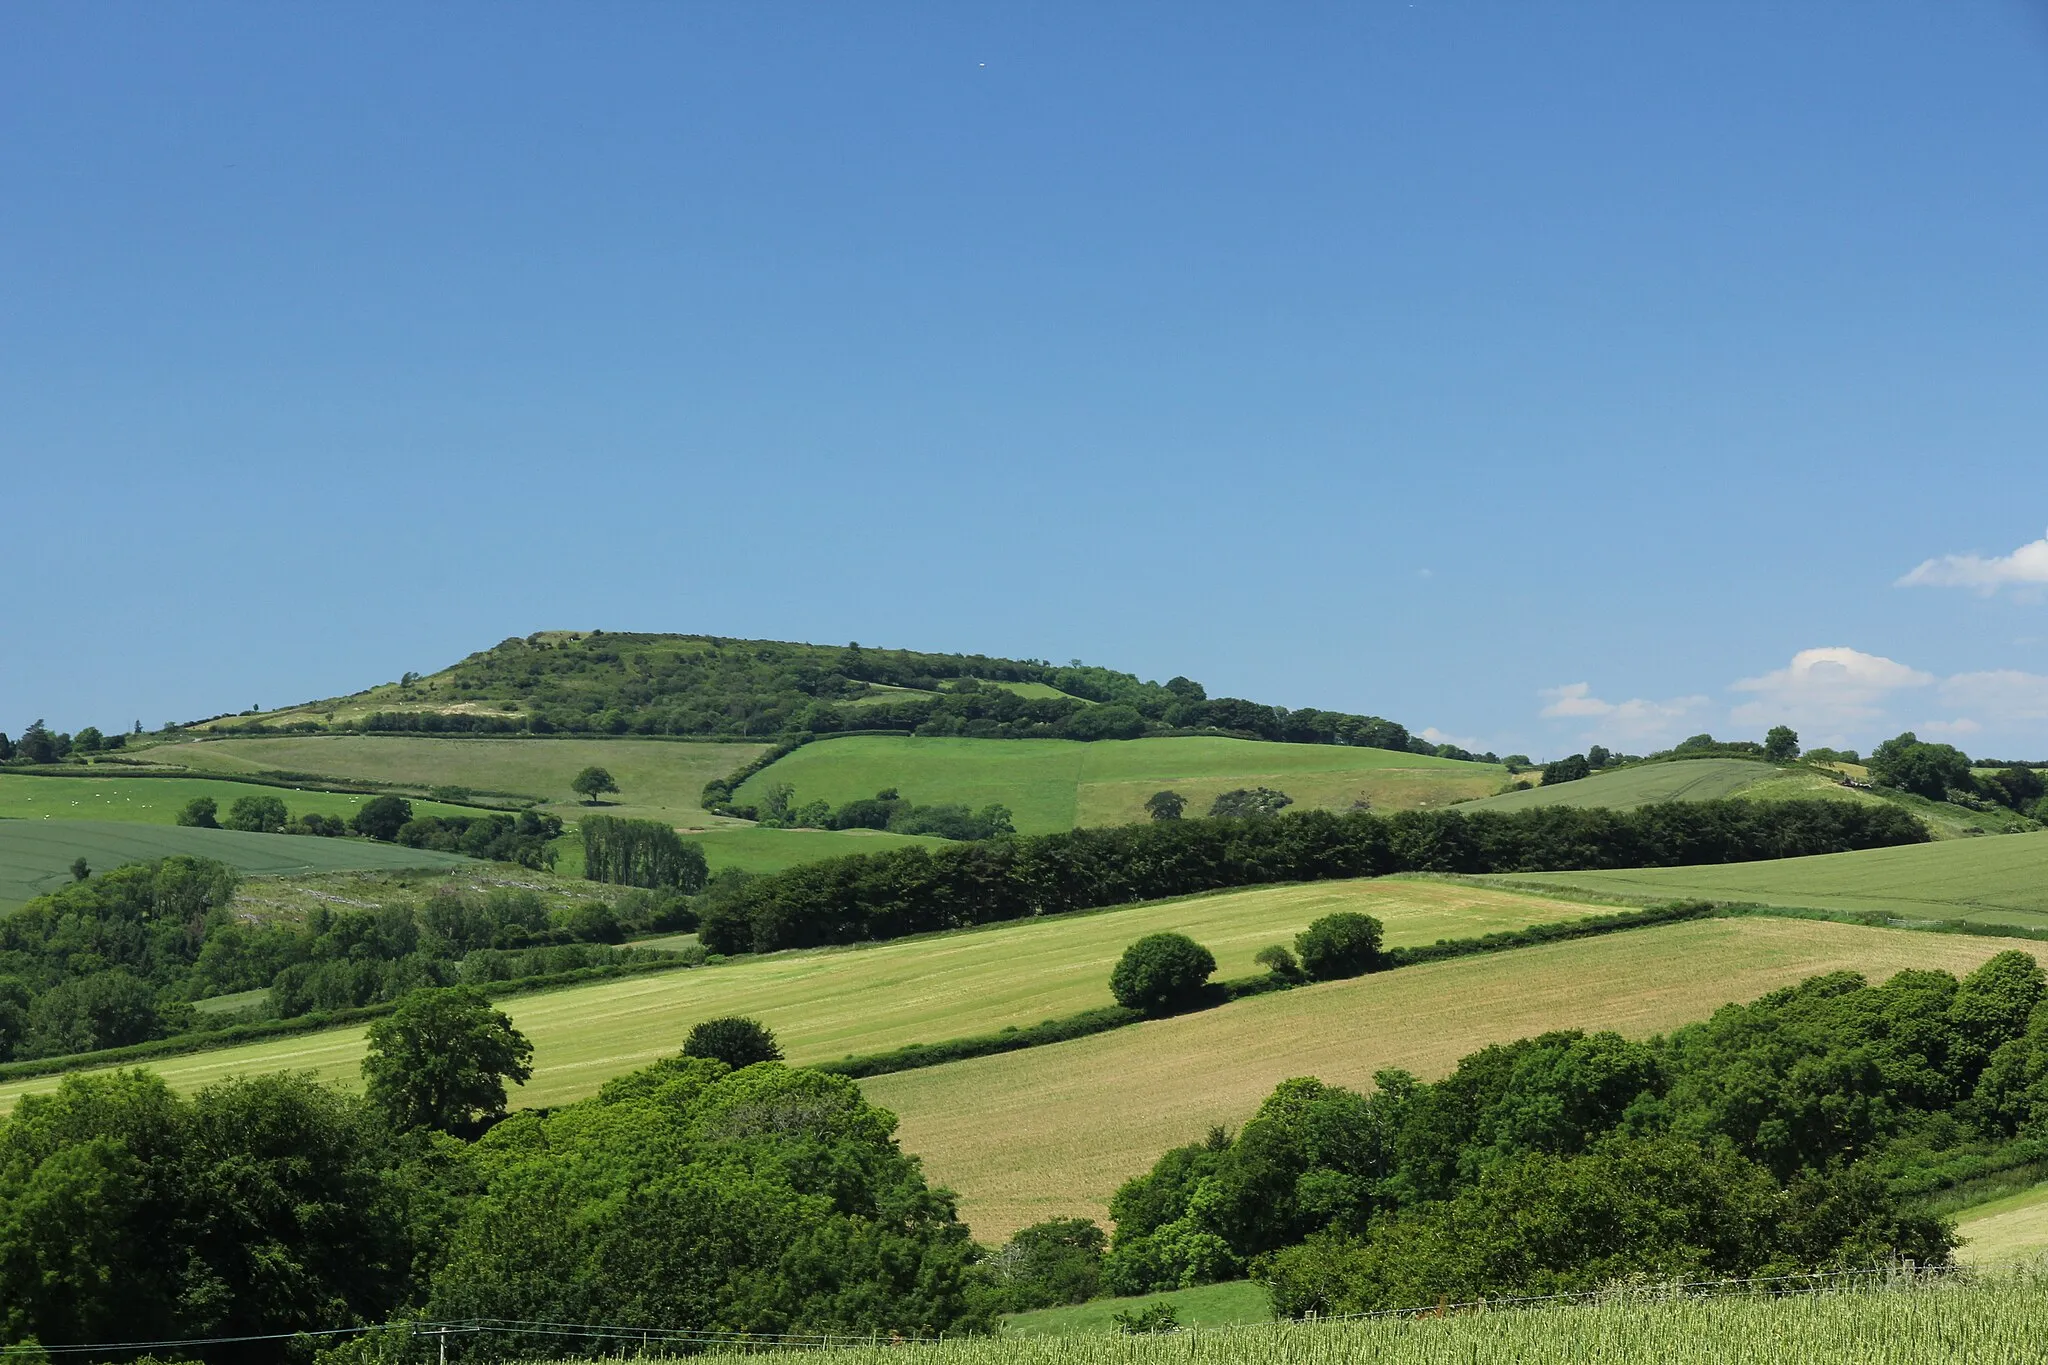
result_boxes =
[863,918,2048,1238]
[1956,1183,2048,1264]
[0,879,1596,1115]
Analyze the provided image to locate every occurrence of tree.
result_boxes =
[682,1015,783,1068]
[16,721,61,765]
[1295,913,1385,981]
[1144,790,1187,821]
[1256,944,1304,982]
[72,726,104,754]
[0,732,12,761]
[1541,754,1591,786]
[175,796,219,829]
[1208,787,1293,818]
[1585,745,1611,769]
[1764,726,1801,762]
[571,766,620,805]
[987,1219,1107,1311]
[1868,732,1972,800]
[222,793,289,833]
[351,795,414,842]
[69,858,89,882]
[1110,933,1216,1014]
[361,986,533,1133]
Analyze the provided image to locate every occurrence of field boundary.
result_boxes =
[7,761,529,811]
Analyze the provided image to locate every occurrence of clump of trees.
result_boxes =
[362,984,533,1134]
[1293,912,1385,980]
[754,785,1016,842]
[1862,732,2045,819]
[1144,790,1187,821]
[580,814,710,890]
[683,1015,783,1069]
[1208,787,1293,818]
[1110,934,1216,1014]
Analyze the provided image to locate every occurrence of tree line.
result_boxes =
[174,792,564,868]
[983,951,2047,1314]
[579,814,710,890]
[0,857,696,1061]
[697,799,1927,955]
[753,784,1017,841]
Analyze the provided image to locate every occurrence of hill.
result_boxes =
[164,630,1457,760]
[0,820,474,908]
[0,771,486,827]
[733,734,1504,834]
[0,876,1603,1113]
[1478,832,2048,931]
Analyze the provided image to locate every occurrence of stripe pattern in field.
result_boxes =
[861,917,2048,1238]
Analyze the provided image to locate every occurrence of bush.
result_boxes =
[175,796,219,829]
[351,796,414,842]
[683,1015,782,1068]
[222,794,289,833]
[1110,934,1216,1015]
[1295,913,1385,980]
[1208,787,1293,818]
[984,1218,1105,1311]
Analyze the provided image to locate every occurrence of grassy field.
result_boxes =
[1956,1183,2048,1264]
[677,824,954,874]
[0,878,1601,1116]
[224,864,634,924]
[1466,758,1789,811]
[735,735,1506,834]
[0,821,474,909]
[861,917,2048,1236]
[0,772,484,826]
[1481,833,2048,931]
[1004,1281,1271,1337]
[688,1284,2048,1363]
[132,735,768,826]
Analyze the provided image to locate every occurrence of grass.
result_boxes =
[0,878,1603,1119]
[1466,758,1790,811]
[130,735,769,826]
[0,821,473,909]
[859,917,2048,1237]
[678,1283,2048,1362]
[0,772,484,826]
[1955,1182,2048,1264]
[736,735,1506,835]
[1003,1281,1271,1337]
[1480,833,2048,931]
[224,864,634,924]
[678,824,954,874]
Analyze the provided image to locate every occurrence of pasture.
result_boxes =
[1004,1281,1271,1337]
[861,917,2048,1236]
[735,735,1505,834]
[0,820,474,909]
[141,735,769,825]
[1465,757,1787,810]
[0,772,483,826]
[1483,833,2048,931]
[1956,1183,2048,1264]
[678,823,953,874]
[0,877,1602,1114]
[693,1284,2048,1363]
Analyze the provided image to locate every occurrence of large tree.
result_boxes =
[571,766,620,804]
[361,986,533,1134]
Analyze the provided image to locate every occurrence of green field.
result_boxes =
[678,824,953,874]
[1955,1182,2048,1263]
[736,735,1505,834]
[132,735,768,826]
[1004,1281,1271,1337]
[0,772,484,826]
[1483,833,2048,931]
[1466,758,1791,811]
[861,917,2047,1236]
[0,820,475,909]
[0,877,1602,1119]
[696,1285,2048,1363]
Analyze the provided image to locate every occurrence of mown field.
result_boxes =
[1956,1183,2048,1264]
[735,735,1506,834]
[0,877,1599,1114]
[133,735,769,825]
[0,820,474,909]
[1484,833,2048,931]
[1465,758,1790,811]
[861,917,2048,1236]
[0,772,484,826]
[690,1284,2048,1363]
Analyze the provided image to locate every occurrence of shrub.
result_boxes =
[683,1015,782,1068]
[222,794,289,833]
[1255,943,1304,982]
[175,796,219,829]
[1295,912,1384,980]
[985,1218,1105,1311]
[1110,934,1216,1015]
[1208,787,1293,818]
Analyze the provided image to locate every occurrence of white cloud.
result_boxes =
[1919,717,1982,738]
[1728,647,1931,738]
[1898,531,2048,594]
[1418,725,1483,751]
[1538,683,1713,747]
[1936,669,2048,730]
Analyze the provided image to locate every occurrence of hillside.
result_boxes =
[0,820,473,908]
[734,734,1505,834]
[167,630,1454,759]
[1480,832,2048,931]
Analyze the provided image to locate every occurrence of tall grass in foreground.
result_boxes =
[669,1282,2048,1365]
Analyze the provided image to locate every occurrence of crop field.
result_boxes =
[0,820,474,909]
[735,735,1506,834]
[0,772,484,826]
[0,877,1598,1115]
[861,917,2048,1236]
[1466,758,1797,811]
[1955,1184,2048,1264]
[1005,1281,1271,1337]
[1483,833,2048,931]
[137,735,769,825]
[683,1284,2048,1363]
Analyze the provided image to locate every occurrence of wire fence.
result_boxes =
[2,1259,2040,1362]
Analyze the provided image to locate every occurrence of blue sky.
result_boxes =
[4,3,2047,759]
